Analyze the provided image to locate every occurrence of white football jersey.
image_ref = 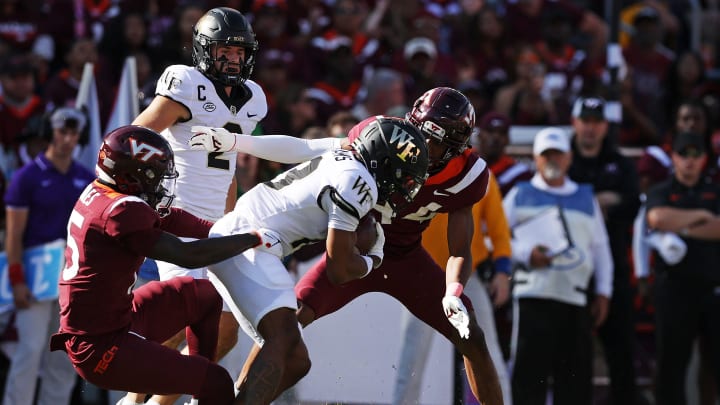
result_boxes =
[212,149,378,257]
[155,65,268,220]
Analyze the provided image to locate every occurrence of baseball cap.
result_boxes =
[672,131,706,155]
[404,37,437,60]
[479,111,510,132]
[572,97,606,120]
[533,127,570,155]
[50,107,87,132]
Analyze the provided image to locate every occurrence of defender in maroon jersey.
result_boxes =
[49,125,261,404]
[241,88,504,405]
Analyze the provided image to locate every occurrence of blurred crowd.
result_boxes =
[1,0,720,404]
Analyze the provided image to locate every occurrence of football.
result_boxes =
[355,214,378,255]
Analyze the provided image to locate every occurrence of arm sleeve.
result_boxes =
[322,169,377,232]
[158,207,213,239]
[233,135,342,163]
[590,198,614,297]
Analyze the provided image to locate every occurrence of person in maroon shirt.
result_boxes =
[238,87,504,405]
[48,125,262,405]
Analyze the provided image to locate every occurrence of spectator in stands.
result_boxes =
[503,126,613,405]
[151,3,204,68]
[450,5,512,102]
[621,7,675,146]
[43,37,113,127]
[326,110,360,138]
[494,45,557,126]
[98,12,153,84]
[663,50,707,121]
[645,131,720,405]
[397,37,455,103]
[476,111,533,196]
[3,107,94,405]
[250,0,306,82]
[393,172,513,405]
[567,97,641,405]
[0,53,46,177]
[305,36,362,124]
[504,0,608,62]
[536,8,601,124]
[350,67,407,121]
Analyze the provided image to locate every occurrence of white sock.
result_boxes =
[145,400,162,405]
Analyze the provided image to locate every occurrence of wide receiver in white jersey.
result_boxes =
[196,117,429,404]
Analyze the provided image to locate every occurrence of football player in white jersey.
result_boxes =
[119,7,337,405]
[205,117,428,404]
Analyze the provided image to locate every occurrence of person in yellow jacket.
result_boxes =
[393,172,513,405]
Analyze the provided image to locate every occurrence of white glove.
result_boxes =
[189,126,238,152]
[367,222,385,268]
[442,295,470,339]
[253,228,284,257]
[647,231,687,265]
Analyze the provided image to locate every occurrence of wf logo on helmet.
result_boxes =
[389,125,421,163]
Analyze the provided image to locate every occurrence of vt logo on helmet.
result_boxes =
[353,117,430,213]
[192,7,259,86]
[97,125,179,216]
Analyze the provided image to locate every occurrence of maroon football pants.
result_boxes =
[52,277,235,404]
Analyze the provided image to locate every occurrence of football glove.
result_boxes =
[189,126,238,152]
[442,296,470,339]
[253,228,284,258]
[367,222,385,269]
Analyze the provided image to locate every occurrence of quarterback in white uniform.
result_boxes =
[197,116,430,404]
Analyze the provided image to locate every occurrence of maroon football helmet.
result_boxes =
[97,125,177,216]
[406,87,475,173]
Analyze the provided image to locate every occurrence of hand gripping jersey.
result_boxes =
[348,117,490,257]
[155,65,268,220]
[58,182,212,336]
[212,149,378,257]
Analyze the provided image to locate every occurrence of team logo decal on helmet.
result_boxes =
[97,125,178,216]
[353,117,430,214]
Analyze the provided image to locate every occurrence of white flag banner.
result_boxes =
[75,62,103,172]
[105,56,139,133]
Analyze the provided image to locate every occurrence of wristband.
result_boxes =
[494,257,512,275]
[445,281,463,297]
[8,263,25,286]
[360,255,374,278]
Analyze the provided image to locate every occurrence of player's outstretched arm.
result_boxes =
[189,126,345,163]
[148,232,261,269]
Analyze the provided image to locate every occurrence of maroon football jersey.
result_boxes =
[348,117,490,257]
[58,182,211,336]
